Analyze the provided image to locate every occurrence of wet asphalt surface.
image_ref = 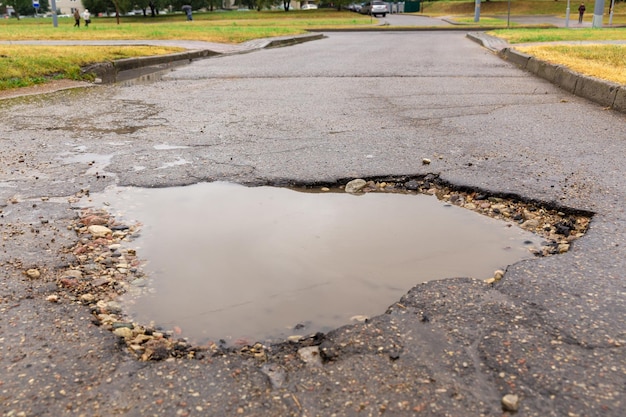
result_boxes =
[1,29,625,416]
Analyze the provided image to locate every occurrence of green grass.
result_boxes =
[0,11,373,43]
[490,28,626,43]
[0,45,182,90]
[451,16,521,27]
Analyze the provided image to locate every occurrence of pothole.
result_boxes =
[57,177,591,360]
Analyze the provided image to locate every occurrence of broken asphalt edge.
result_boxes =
[467,32,626,113]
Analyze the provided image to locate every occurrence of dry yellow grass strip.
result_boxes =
[516,44,626,85]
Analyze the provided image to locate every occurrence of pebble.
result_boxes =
[80,293,95,303]
[87,225,112,238]
[493,270,505,281]
[113,327,133,339]
[344,179,367,194]
[46,294,59,303]
[422,158,431,165]
[260,363,286,389]
[25,268,40,279]
[61,269,83,279]
[501,394,520,412]
[297,346,322,367]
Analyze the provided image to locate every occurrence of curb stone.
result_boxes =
[467,32,626,113]
[83,33,325,84]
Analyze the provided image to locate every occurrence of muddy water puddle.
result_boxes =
[83,182,543,345]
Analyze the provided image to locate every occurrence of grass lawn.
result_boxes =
[0,45,183,90]
[515,44,626,84]
[0,11,372,43]
[491,28,626,43]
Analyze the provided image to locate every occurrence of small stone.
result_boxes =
[80,293,95,303]
[502,394,520,412]
[87,225,112,238]
[404,180,420,191]
[82,215,108,226]
[61,270,83,279]
[46,294,59,303]
[260,363,285,389]
[113,327,133,339]
[521,219,539,230]
[320,187,330,192]
[297,346,322,367]
[493,270,505,281]
[422,158,431,165]
[558,243,570,253]
[105,301,122,314]
[131,278,147,287]
[25,269,41,279]
[345,179,367,194]
[287,335,303,343]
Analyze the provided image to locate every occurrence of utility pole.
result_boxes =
[50,0,58,27]
[474,0,480,22]
[609,0,616,25]
[592,0,604,28]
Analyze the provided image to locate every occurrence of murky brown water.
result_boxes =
[83,182,543,345]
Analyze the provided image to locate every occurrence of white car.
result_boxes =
[301,3,318,10]
[360,1,388,17]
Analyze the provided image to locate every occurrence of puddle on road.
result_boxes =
[83,182,543,345]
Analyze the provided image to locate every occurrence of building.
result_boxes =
[54,0,83,15]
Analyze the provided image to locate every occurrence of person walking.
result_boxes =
[73,9,80,27]
[83,9,91,27]
[578,3,586,23]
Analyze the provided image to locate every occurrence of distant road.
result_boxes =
[375,13,452,26]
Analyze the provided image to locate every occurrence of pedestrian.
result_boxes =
[83,9,91,27]
[578,2,586,23]
[73,9,80,27]
[182,5,192,21]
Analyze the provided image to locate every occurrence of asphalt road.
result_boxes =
[1,31,625,416]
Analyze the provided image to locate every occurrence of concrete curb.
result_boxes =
[466,32,625,113]
[500,47,624,112]
[82,33,324,84]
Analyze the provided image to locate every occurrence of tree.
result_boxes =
[82,0,132,17]
[283,0,291,11]
[6,0,49,16]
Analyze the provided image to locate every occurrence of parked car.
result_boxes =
[360,1,388,17]
[301,3,318,9]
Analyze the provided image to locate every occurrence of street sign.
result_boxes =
[33,1,40,8]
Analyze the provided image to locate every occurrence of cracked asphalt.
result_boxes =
[1,30,625,416]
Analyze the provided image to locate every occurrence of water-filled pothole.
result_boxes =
[78,181,547,346]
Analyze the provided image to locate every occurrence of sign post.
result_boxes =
[32,0,39,15]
